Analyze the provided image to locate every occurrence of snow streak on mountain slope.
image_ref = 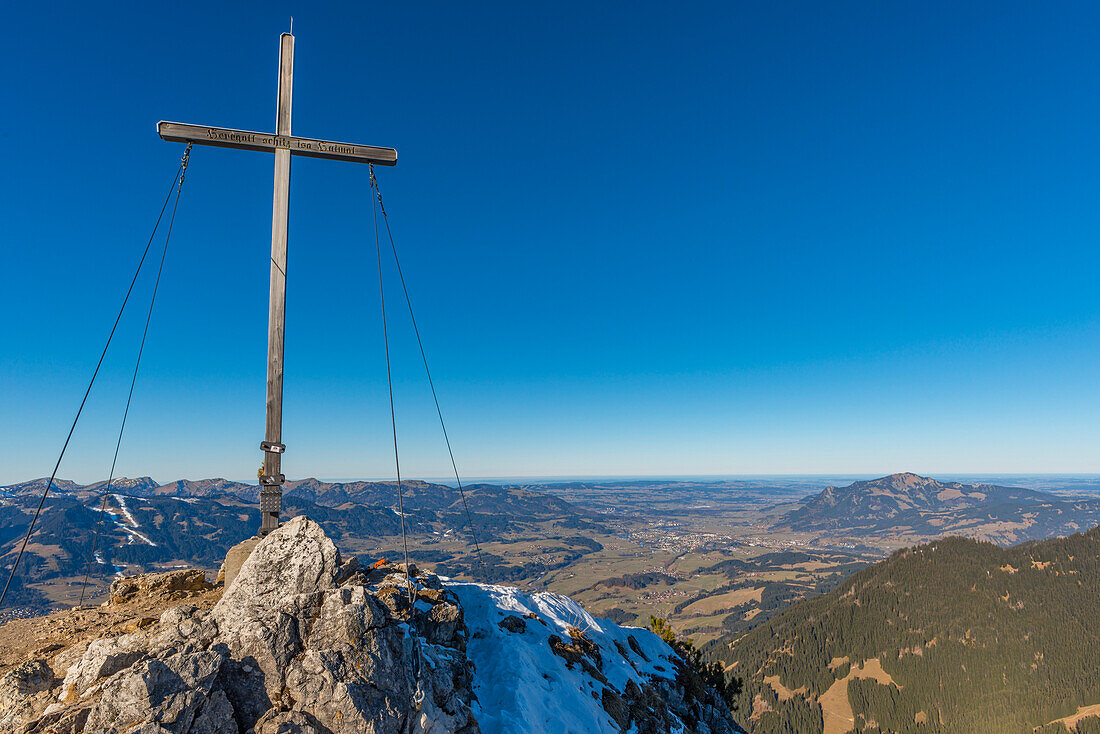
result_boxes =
[451,582,684,734]
[112,493,157,546]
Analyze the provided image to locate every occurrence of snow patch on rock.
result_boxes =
[453,582,682,734]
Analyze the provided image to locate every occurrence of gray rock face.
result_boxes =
[210,516,342,710]
[83,650,226,733]
[57,632,149,703]
[0,659,55,731]
[110,570,212,606]
[214,517,339,630]
[6,517,478,734]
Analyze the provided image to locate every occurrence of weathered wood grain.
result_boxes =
[157,121,398,165]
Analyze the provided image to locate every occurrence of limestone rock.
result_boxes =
[212,516,339,703]
[214,515,340,628]
[57,631,148,703]
[84,650,225,733]
[217,538,260,590]
[188,690,237,734]
[9,518,479,733]
[0,659,55,731]
[254,709,322,734]
[110,570,212,606]
[148,605,219,656]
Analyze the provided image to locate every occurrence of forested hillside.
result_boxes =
[713,526,1100,733]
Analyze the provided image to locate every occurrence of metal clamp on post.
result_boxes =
[260,441,286,454]
[259,486,282,514]
[259,474,286,486]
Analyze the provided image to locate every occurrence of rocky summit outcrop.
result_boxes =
[0,516,741,734]
[2,517,476,734]
[109,570,213,606]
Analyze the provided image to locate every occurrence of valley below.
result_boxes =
[3,472,1100,732]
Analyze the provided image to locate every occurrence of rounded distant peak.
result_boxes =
[878,472,935,487]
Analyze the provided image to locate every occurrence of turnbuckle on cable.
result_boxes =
[368,163,387,215]
[179,143,193,187]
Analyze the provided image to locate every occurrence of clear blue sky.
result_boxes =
[4,1,1100,483]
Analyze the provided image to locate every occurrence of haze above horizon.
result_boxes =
[5,2,1100,481]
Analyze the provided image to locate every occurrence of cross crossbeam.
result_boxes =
[157,122,397,165]
[159,32,397,536]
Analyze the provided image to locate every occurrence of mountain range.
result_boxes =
[0,476,589,614]
[0,476,580,517]
[776,472,1100,545]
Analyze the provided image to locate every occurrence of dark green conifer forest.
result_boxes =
[711,526,1100,733]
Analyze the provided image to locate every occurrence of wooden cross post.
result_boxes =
[158,32,397,536]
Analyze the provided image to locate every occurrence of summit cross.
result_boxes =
[158,32,397,536]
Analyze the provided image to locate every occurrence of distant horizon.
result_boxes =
[9,471,1100,489]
